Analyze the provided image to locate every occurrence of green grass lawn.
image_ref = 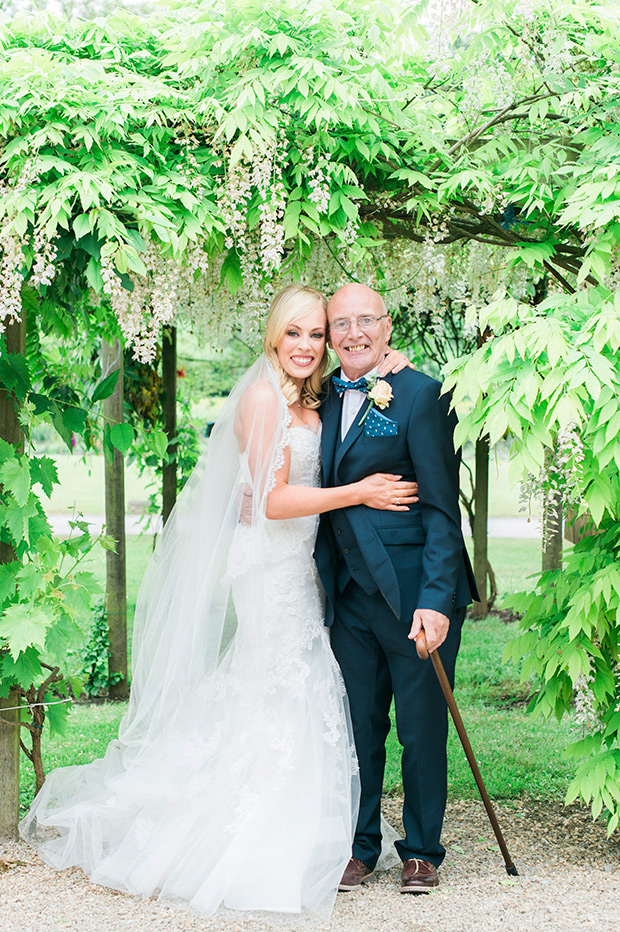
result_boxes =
[383,615,576,801]
[46,454,156,515]
[21,590,577,816]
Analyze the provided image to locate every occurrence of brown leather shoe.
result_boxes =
[338,857,375,891]
[400,858,439,893]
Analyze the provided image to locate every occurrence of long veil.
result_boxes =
[20,356,362,918]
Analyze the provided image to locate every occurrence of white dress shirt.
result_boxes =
[340,365,380,440]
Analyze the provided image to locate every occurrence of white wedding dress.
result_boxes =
[20,376,361,919]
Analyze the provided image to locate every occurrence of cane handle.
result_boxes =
[416,628,429,660]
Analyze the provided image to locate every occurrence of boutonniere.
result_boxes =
[358,377,394,426]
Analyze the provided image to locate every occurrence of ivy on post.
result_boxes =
[0,313,25,839]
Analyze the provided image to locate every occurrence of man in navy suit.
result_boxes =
[314,283,478,893]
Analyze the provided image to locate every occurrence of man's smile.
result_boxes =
[344,344,370,353]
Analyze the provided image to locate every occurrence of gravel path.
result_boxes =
[2,798,619,932]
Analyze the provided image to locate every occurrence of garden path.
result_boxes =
[1,797,617,932]
[46,514,542,538]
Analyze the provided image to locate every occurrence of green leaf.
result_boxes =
[0,439,15,464]
[147,428,169,460]
[72,213,92,239]
[0,603,52,659]
[0,456,31,506]
[85,256,104,292]
[103,422,114,465]
[16,563,46,600]
[0,562,19,605]
[45,611,84,665]
[0,646,43,690]
[62,405,88,435]
[92,369,120,403]
[0,351,32,401]
[4,494,38,545]
[110,423,134,455]
[29,456,58,498]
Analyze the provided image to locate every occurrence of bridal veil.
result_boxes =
[20,356,360,919]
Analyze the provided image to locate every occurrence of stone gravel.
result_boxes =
[2,797,619,932]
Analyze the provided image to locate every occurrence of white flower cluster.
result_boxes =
[0,234,25,333]
[520,424,586,544]
[604,247,620,291]
[102,245,182,363]
[572,658,620,732]
[538,28,572,78]
[251,130,288,276]
[218,130,288,282]
[219,152,253,252]
[478,188,510,216]
[174,132,205,201]
[305,150,331,216]
[573,670,600,732]
[13,158,41,195]
[461,52,515,120]
[31,227,58,288]
[422,217,449,281]
[341,219,360,248]
[0,158,43,331]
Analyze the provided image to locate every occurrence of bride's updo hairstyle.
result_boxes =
[264,283,328,410]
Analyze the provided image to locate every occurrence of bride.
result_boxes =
[20,284,416,919]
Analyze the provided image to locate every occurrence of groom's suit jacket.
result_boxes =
[315,368,478,626]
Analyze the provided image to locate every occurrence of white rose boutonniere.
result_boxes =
[359,377,394,426]
[368,379,393,410]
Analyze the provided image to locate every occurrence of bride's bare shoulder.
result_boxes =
[235,378,282,435]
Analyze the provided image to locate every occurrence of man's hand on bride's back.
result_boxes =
[356,473,419,511]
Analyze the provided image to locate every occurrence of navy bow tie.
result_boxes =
[332,376,368,395]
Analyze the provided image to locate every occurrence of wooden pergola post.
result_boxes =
[101,339,129,700]
[0,311,26,839]
[472,434,490,617]
[162,325,177,525]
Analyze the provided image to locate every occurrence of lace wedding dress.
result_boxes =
[20,361,361,920]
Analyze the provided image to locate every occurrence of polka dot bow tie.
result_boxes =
[331,376,368,395]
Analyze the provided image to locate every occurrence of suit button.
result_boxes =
[336,528,341,535]
[344,548,350,554]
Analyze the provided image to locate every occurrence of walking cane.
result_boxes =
[416,629,519,876]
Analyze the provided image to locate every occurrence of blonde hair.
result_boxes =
[264,284,328,410]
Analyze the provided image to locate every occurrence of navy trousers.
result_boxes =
[330,577,465,869]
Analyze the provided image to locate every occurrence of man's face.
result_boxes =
[327,287,392,380]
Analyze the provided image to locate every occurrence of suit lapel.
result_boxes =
[320,382,342,484]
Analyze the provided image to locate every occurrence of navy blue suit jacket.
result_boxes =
[314,368,478,626]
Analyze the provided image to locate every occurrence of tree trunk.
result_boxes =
[472,435,490,617]
[101,340,128,700]
[162,325,177,526]
[0,311,26,839]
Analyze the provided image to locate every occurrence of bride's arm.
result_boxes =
[266,449,417,520]
[234,381,417,521]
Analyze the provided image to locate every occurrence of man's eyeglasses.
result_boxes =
[329,315,387,334]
